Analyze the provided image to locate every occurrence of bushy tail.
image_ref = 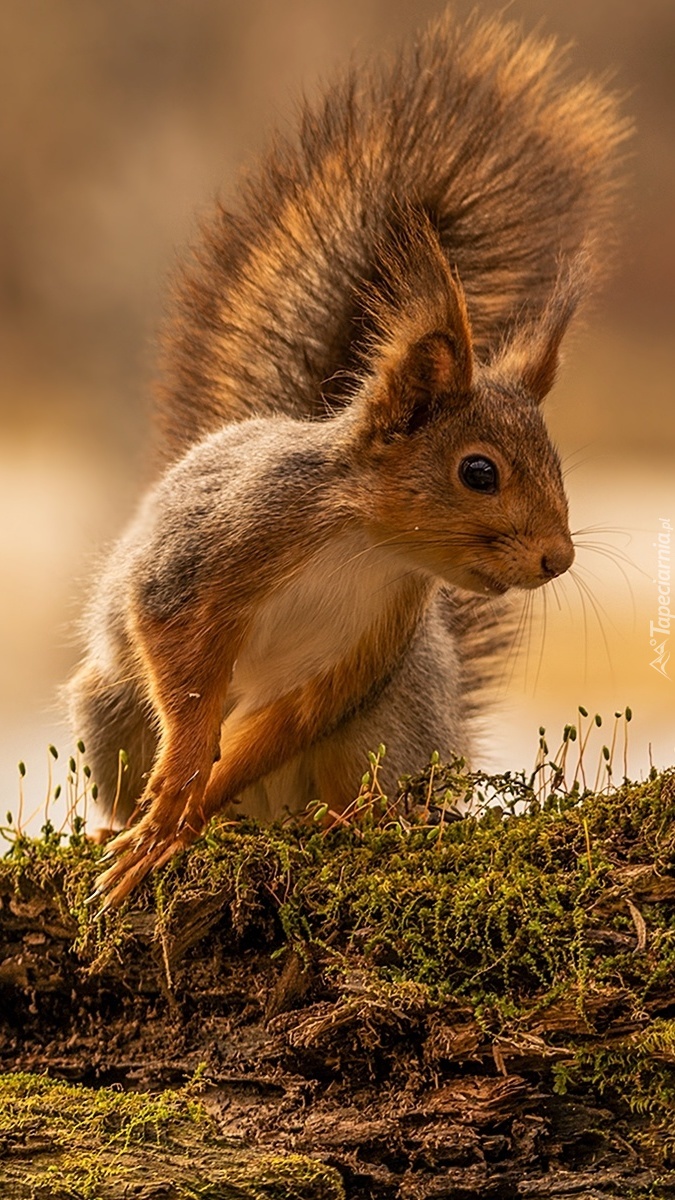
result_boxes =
[156,8,629,462]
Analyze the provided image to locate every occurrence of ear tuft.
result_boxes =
[361,206,474,437]
[491,247,594,404]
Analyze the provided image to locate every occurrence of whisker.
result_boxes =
[488,589,525,696]
[549,577,564,614]
[500,591,534,695]
[369,567,427,597]
[555,576,576,623]
[520,592,538,694]
[323,530,416,575]
[563,455,598,479]
[533,584,548,693]
[572,562,605,589]
[575,540,651,583]
[572,564,620,636]
[569,568,616,684]
[572,524,645,538]
[561,442,598,465]
[574,549,637,630]
[568,570,590,685]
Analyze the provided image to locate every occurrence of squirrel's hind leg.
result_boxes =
[67,662,156,830]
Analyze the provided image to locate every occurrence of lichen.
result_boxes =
[0,1072,345,1199]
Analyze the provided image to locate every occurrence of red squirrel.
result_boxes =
[68,10,628,908]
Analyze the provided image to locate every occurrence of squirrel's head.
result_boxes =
[352,212,586,596]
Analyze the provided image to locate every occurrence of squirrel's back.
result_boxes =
[156,9,628,462]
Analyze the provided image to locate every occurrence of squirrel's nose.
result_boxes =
[541,541,575,579]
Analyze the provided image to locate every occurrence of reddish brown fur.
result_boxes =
[155,12,628,457]
[96,570,429,907]
[80,10,629,908]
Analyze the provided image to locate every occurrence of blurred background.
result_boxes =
[1,0,673,828]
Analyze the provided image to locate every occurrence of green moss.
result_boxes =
[0,1072,344,1199]
[274,767,675,1010]
[155,764,675,1155]
[3,765,675,1011]
[553,1021,675,1165]
[3,761,675,1168]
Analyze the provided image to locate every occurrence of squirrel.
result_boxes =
[68,10,628,909]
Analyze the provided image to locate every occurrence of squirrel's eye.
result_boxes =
[459,456,499,494]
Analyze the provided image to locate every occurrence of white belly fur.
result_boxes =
[225,530,414,719]
[220,531,416,818]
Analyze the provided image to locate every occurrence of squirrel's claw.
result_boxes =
[88,808,202,913]
[94,827,138,867]
[87,760,211,912]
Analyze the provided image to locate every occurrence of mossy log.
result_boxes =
[2,763,675,1198]
[0,1073,343,1200]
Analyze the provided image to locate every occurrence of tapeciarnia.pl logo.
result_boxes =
[650,516,672,679]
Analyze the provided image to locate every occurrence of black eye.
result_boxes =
[459,456,499,494]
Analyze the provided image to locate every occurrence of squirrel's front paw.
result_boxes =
[88,827,187,913]
[88,780,207,912]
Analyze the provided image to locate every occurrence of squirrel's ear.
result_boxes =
[361,210,473,438]
[380,318,472,436]
[492,250,592,404]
